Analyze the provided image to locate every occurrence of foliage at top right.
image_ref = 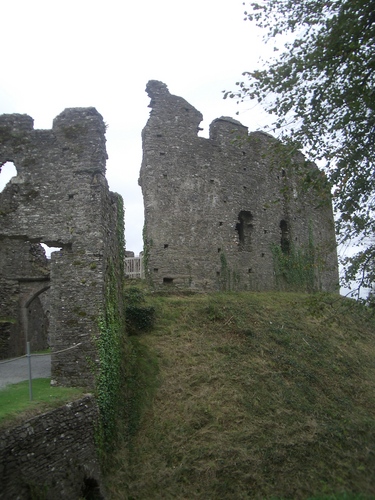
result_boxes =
[225,0,375,297]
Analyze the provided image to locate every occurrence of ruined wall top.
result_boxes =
[145,80,203,137]
[0,107,108,249]
[0,107,107,178]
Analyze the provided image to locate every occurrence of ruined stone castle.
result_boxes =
[0,108,124,386]
[0,82,339,380]
[140,81,339,292]
[0,84,340,497]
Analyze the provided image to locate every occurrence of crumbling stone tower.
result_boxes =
[0,108,124,387]
[140,81,339,292]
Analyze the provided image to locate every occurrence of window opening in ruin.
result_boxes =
[216,271,220,276]
[219,222,223,226]
[0,161,17,192]
[26,289,50,350]
[248,268,252,273]
[160,152,165,156]
[282,169,286,177]
[261,253,265,257]
[68,194,74,199]
[41,243,62,259]
[280,219,290,254]
[164,244,169,249]
[235,210,253,251]
[153,268,159,272]
[163,277,173,284]
[243,186,247,190]
[218,248,221,253]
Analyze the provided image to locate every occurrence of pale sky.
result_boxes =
[1,0,272,255]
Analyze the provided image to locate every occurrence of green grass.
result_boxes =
[106,289,375,499]
[0,378,86,427]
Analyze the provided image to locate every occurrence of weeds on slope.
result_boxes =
[109,290,375,499]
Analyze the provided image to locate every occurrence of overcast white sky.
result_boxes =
[0,0,274,255]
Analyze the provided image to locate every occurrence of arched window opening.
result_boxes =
[0,161,17,192]
[27,291,50,351]
[235,210,253,251]
[280,219,290,254]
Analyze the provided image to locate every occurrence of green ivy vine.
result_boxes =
[96,195,126,453]
[272,224,316,292]
[142,223,153,285]
[117,195,125,277]
[218,252,241,291]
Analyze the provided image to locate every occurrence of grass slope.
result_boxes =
[0,378,86,428]
[110,291,375,499]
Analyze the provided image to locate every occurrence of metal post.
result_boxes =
[27,342,33,401]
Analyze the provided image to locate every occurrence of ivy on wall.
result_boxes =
[272,225,316,292]
[97,265,123,449]
[96,196,126,452]
[218,252,241,292]
[142,223,152,285]
[116,196,125,278]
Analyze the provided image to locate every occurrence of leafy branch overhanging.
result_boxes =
[224,0,375,295]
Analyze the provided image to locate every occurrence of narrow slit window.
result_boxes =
[235,210,253,251]
[280,220,290,254]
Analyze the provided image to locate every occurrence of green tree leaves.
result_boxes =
[228,0,375,295]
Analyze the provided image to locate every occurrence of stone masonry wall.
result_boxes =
[0,395,103,499]
[0,238,50,358]
[0,109,124,387]
[140,81,339,292]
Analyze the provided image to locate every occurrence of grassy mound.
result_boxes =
[109,291,375,499]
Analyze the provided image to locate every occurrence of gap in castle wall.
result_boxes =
[0,161,17,191]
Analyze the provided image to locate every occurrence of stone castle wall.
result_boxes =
[0,109,124,387]
[140,81,339,292]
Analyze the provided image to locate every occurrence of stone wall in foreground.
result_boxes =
[0,395,103,500]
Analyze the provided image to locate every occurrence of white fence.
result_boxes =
[125,257,144,279]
